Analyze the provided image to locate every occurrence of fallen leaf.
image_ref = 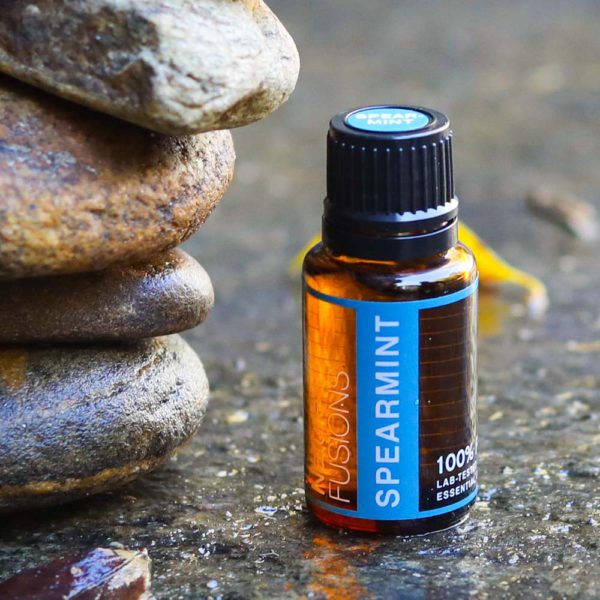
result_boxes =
[458,222,548,318]
[0,547,153,599]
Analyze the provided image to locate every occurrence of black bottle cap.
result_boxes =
[323,105,458,260]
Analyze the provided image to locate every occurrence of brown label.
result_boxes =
[418,294,478,511]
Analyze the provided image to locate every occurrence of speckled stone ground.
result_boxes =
[1,1,599,598]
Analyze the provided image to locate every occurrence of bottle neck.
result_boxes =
[322,205,459,262]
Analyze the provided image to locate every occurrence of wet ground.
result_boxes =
[1,1,600,598]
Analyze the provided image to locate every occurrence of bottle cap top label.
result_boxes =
[345,107,431,133]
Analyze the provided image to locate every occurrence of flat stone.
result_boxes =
[0,249,214,344]
[0,0,300,135]
[0,76,235,279]
[0,335,209,512]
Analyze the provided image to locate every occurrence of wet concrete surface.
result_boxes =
[1,1,600,598]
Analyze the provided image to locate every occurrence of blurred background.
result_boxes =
[191,0,600,368]
[178,4,600,592]
[5,2,600,597]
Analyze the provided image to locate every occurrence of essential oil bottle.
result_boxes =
[302,106,478,534]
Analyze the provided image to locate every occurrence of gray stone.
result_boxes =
[0,249,214,344]
[0,76,235,279]
[0,0,300,135]
[0,335,209,512]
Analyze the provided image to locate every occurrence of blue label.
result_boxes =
[305,281,478,521]
[345,107,431,133]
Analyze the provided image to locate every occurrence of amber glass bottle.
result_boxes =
[303,106,478,534]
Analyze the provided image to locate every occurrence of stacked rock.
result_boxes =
[0,0,299,512]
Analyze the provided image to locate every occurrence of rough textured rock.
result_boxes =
[0,335,209,512]
[0,249,214,344]
[0,0,300,135]
[0,76,235,279]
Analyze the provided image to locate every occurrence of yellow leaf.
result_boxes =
[288,233,321,277]
[289,223,548,317]
[458,222,548,317]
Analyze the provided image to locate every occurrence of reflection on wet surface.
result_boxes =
[1,0,600,597]
[304,536,378,600]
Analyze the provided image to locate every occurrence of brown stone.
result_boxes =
[0,335,209,512]
[0,249,214,344]
[0,0,300,135]
[526,187,598,241]
[0,76,235,279]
